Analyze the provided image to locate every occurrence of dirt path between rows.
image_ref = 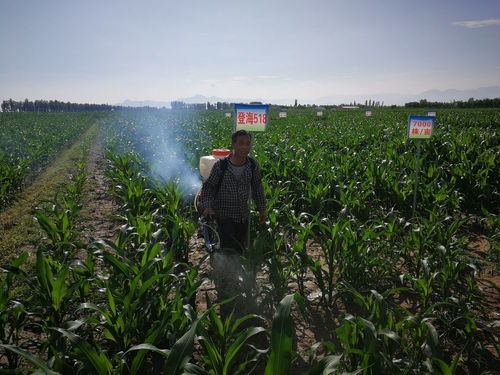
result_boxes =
[79,135,120,247]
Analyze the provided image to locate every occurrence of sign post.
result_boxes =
[234,103,269,132]
[407,115,435,216]
[412,140,422,217]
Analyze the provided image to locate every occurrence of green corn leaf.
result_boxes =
[205,294,224,337]
[11,251,28,268]
[164,310,207,375]
[223,326,266,374]
[35,212,60,241]
[424,321,442,359]
[130,303,174,374]
[0,344,60,375]
[49,327,113,374]
[197,334,223,370]
[125,343,170,358]
[107,289,116,316]
[431,358,454,375]
[341,369,365,375]
[303,354,342,375]
[64,320,85,331]
[137,273,170,298]
[229,313,264,336]
[183,363,210,375]
[36,250,53,300]
[101,252,130,276]
[141,242,161,267]
[264,294,297,375]
[51,267,68,310]
[61,213,69,235]
[378,329,400,344]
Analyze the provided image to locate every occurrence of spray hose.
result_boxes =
[199,216,220,253]
[195,184,221,252]
[194,185,202,213]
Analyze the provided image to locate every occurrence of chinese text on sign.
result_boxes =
[407,116,435,139]
[234,104,269,132]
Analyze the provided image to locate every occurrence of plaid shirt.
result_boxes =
[200,156,266,222]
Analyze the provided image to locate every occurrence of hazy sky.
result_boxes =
[1,0,499,104]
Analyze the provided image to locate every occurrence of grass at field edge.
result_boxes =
[0,123,98,266]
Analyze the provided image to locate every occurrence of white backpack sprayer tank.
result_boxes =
[199,149,231,180]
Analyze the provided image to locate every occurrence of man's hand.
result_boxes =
[258,211,267,225]
[203,207,215,217]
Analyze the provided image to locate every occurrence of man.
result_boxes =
[200,129,267,253]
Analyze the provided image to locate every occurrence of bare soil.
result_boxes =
[78,136,120,247]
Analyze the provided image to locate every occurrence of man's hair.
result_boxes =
[231,129,252,144]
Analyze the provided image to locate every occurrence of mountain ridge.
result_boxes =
[115,86,500,107]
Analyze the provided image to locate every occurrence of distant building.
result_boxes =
[170,101,207,110]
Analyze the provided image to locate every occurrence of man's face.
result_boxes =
[232,135,251,158]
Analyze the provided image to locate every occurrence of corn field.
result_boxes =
[0,108,498,374]
[0,113,102,208]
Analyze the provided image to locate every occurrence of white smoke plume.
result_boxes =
[130,111,202,198]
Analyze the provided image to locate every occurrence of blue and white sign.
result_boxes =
[407,115,435,139]
[427,111,436,117]
[235,104,269,132]
[365,110,372,116]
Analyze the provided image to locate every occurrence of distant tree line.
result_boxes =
[170,101,236,110]
[281,99,385,109]
[405,97,500,108]
[0,99,126,112]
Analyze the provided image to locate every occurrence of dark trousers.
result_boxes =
[213,218,250,318]
[216,218,248,254]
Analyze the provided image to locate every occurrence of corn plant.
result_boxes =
[189,295,266,375]
[1,107,498,373]
[0,252,29,369]
[0,112,100,208]
[34,159,88,261]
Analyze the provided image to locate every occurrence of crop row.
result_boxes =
[0,108,497,373]
[95,108,498,373]
[0,112,102,207]
[0,145,340,374]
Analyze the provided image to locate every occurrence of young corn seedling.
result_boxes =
[0,252,30,369]
[192,294,267,375]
